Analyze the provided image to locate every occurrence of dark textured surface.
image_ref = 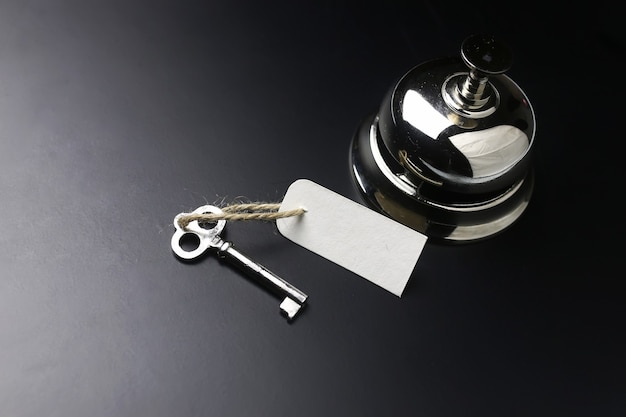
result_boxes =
[1,1,623,416]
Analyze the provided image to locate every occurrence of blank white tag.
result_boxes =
[276,179,427,297]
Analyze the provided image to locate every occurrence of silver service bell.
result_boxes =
[350,34,536,243]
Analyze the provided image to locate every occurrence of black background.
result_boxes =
[1,1,623,416]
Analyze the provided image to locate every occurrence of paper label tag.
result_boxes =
[277,179,427,297]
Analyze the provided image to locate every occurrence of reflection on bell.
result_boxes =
[349,34,536,243]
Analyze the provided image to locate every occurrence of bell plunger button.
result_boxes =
[461,34,513,75]
[449,34,515,115]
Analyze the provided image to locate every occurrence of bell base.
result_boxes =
[350,114,534,243]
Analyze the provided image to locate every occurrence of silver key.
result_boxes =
[171,205,308,321]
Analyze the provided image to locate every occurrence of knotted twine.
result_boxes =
[176,202,305,230]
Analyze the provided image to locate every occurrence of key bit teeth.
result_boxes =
[280,297,303,321]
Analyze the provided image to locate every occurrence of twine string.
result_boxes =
[177,203,305,229]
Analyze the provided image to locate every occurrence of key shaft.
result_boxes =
[216,240,308,319]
